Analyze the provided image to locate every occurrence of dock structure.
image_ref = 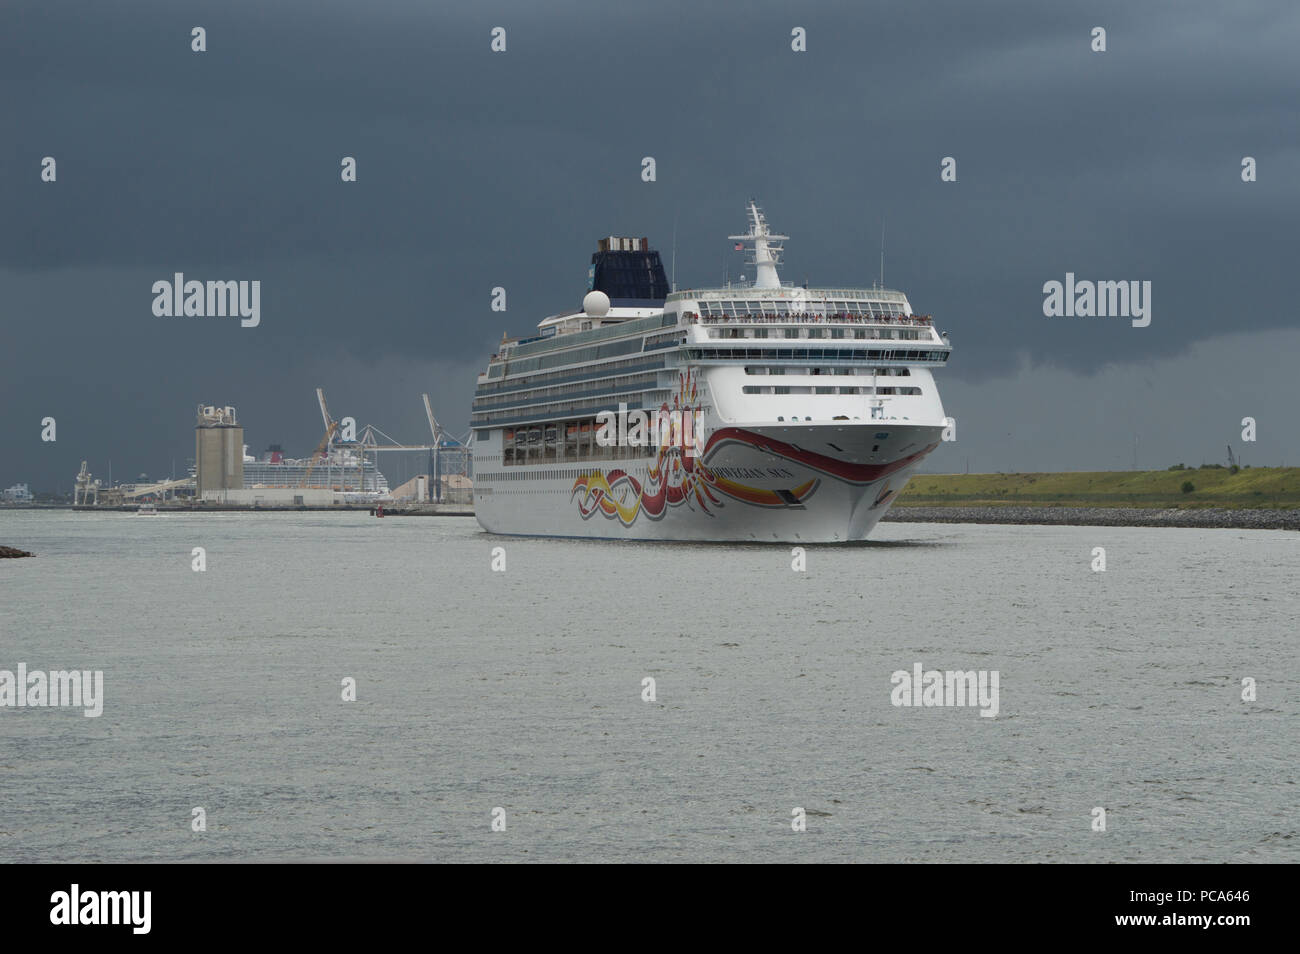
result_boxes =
[67,392,474,512]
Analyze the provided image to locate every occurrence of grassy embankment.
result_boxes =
[896,467,1300,510]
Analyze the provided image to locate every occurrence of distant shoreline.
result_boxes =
[6,466,1299,530]
[5,504,1297,530]
[884,506,1300,531]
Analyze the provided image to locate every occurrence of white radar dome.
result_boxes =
[583,290,610,318]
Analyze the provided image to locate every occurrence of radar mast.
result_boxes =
[729,199,789,289]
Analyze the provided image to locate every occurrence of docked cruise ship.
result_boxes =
[241,445,389,494]
[470,201,952,541]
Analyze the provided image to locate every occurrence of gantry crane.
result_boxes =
[299,388,338,488]
[423,393,441,500]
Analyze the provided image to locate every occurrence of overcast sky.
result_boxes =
[3,0,1297,491]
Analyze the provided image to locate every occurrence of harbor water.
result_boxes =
[0,510,1295,862]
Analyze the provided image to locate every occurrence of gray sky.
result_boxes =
[3,0,1297,491]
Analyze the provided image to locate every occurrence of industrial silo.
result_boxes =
[195,404,244,495]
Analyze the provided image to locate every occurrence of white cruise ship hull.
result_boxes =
[473,422,941,543]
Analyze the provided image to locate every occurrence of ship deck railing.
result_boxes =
[686,312,934,327]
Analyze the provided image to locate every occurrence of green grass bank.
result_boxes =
[896,467,1300,510]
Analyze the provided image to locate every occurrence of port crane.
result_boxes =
[424,392,443,499]
[299,388,339,488]
[423,392,442,444]
[349,394,472,502]
[73,461,100,506]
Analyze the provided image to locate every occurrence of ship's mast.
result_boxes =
[729,199,789,289]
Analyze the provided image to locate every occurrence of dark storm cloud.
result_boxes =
[2,0,1297,489]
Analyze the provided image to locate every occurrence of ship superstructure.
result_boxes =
[470,201,952,541]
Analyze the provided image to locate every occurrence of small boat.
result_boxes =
[136,503,158,515]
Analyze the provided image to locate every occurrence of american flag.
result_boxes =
[734,243,743,250]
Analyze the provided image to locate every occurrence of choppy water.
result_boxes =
[0,510,1295,863]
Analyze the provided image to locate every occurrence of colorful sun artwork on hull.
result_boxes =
[569,370,817,526]
[570,370,938,528]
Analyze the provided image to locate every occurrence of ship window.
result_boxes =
[777,416,784,422]
[774,386,791,395]
[831,328,844,338]
[808,328,824,339]
[784,328,799,339]
[815,387,834,394]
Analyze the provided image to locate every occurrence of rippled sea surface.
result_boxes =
[0,510,1295,863]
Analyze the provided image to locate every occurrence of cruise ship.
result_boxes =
[470,201,953,541]
[240,445,389,494]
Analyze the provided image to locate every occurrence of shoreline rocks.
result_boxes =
[0,545,36,558]
[884,506,1300,531]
